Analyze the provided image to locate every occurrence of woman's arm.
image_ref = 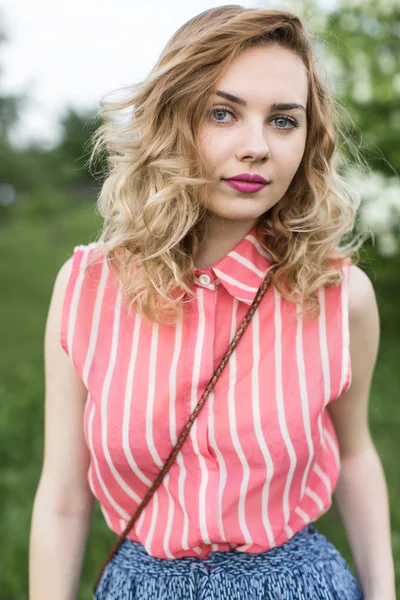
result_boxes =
[29,257,95,600]
[327,265,396,600]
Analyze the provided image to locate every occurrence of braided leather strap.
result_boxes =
[93,265,276,595]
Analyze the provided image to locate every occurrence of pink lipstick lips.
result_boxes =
[223,173,271,194]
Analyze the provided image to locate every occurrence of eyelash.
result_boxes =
[208,106,300,131]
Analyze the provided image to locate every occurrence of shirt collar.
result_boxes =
[194,226,274,305]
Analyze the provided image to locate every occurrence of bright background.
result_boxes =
[1,0,339,148]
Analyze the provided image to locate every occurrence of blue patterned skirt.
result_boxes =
[94,523,364,599]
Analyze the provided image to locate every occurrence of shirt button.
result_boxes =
[198,274,211,286]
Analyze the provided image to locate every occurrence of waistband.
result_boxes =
[110,523,338,576]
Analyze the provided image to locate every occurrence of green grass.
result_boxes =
[0,203,399,599]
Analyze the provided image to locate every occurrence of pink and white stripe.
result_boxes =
[60,226,352,559]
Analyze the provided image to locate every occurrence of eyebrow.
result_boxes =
[215,90,306,113]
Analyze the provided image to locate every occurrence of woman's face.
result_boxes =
[198,43,308,232]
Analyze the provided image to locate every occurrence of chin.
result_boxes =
[208,211,265,224]
[208,198,272,219]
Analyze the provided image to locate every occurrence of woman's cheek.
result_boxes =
[279,145,304,175]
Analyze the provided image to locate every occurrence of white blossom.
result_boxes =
[378,50,396,75]
[345,169,400,257]
[377,232,398,256]
[351,79,373,103]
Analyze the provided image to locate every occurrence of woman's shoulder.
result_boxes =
[62,241,107,279]
[70,241,105,262]
[327,250,376,315]
[56,242,107,305]
[347,264,377,325]
[56,242,109,357]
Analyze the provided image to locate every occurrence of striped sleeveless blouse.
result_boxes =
[60,225,351,559]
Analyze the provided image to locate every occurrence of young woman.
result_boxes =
[29,6,396,600]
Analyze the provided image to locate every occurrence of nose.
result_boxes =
[237,124,270,163]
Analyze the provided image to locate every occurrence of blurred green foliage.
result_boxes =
[325,0,400,176]
[0,0,399,598]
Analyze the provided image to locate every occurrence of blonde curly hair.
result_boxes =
[87,4,369,326]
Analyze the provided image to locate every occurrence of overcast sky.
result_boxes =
[1,0,339,149]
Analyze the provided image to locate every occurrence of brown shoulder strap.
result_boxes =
[93,265,276,595]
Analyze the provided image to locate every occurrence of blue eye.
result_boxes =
[210,107,234,124]
[271,116,298,130]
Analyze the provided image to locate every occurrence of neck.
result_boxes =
[193,218,258,270]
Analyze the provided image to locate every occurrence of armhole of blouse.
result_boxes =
[340,258,352,396]
[60,244,93,357]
